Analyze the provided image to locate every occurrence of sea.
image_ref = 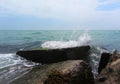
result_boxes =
[0,30,120,83]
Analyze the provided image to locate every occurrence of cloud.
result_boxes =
[0,0,120,29]
[0,0,98,21]
[99,0,120,5]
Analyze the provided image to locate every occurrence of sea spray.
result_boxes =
[41,30,92,49]
[89,46,110,77]
[78,30,91,45]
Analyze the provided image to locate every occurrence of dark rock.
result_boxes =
[16,46,90,63]
[96,51,120,84]
[98,76,107,82]
[10,60,94,84]
[98,53,111,74]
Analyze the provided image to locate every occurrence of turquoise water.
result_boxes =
[0,30,120,83]
[0,30,120,51]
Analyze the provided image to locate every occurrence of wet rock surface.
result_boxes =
[16,46,90,63]
[15,45,120,84]
[96,51,120,84]
[98,53,112,74]
[10,60,94,84]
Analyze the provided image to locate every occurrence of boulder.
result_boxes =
[96,51,120,84]
[16,46,90,63]
[10,60,94,84]
[98,53,112,74]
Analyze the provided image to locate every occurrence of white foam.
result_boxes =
[41,41,78,49]
[78,30,91,45]
[0,54,23,69]
[0,54,13,58]
[41,30,92,49]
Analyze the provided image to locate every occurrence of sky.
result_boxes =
[0,0,120,30]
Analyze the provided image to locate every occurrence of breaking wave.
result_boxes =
[0,54,21,69]
[41,30,91,49]
[0,53,39,83]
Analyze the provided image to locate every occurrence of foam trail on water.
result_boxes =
[0,53,38,83]
[0,54,22,69]
[41,30,92,49]
[0,54,36,69]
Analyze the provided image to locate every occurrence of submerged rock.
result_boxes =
[16,46,90,63]
[10,60,94,84]
[96,51,120,84]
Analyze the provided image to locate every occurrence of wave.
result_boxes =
[41,30,91,49]
[0,53,39,83]
[0,53,38,69]
[0,54,22,69]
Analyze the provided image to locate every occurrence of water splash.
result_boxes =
[41,41,78,49]
[89,45,110,77]
[41,30,92,49]
[78,30,91,45]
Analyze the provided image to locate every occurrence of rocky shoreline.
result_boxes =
[10,60,94,84]
[95,50,120,84]
[11,46,120,84]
